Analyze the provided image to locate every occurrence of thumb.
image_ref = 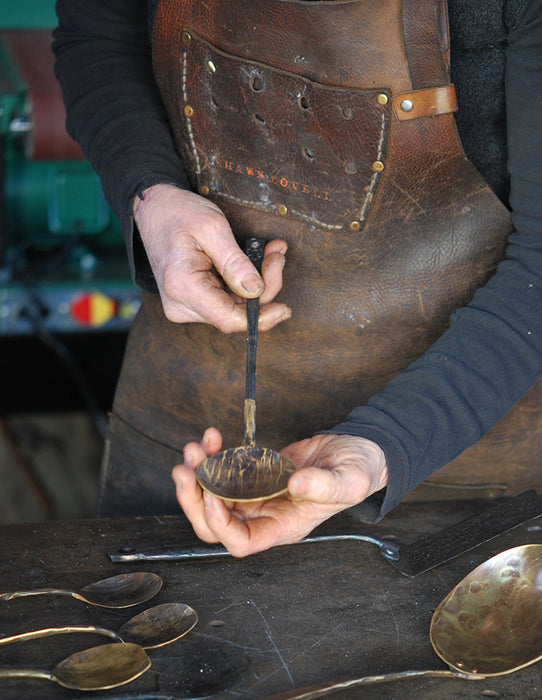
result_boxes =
[212,241,264,298]
[289,466,369,505]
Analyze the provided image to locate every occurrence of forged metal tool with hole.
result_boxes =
[110,490,542,577]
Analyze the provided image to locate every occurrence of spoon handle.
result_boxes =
[243,238,265,445]
[0,588,76,601]
[264,669,479,700]
[0,625,122,646]
[0,668,52,682]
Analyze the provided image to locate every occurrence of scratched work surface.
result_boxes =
[0,501,541,699]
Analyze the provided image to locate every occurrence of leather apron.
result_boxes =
[98,0,533,517]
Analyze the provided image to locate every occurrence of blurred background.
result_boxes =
[0,1,139,522]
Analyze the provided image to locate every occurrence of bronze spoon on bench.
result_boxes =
[0,602,197,650]
[266,543,542,699]
[197,238,296,502]
[0,572,162,608]
[0,642,150,691]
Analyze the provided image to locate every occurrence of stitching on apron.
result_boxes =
[358,112,387,224]
[181,51,201,176]
[216,192,345,231]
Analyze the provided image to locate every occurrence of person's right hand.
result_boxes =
[133,184,292,333]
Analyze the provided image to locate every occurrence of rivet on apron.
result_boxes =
[200,185,210,196]
[298,95,310,111]
[206,60,217,74]
[181,31,192,45]
[400,98,414,112]
[184,105,194,117]
[372,160,385,172]
[377,93,389,105]
[340,106,354,120]
[250,75,265,92]
[277,204,288,216]
[349,221,361,231]
[301,146,315,161]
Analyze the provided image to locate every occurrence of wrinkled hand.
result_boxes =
[134,184,292,332]
[172,429,388,557]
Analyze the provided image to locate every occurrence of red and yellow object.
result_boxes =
[70,292,118,327]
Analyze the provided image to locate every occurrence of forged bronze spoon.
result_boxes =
[0,642,150,691]
[0,602,198,650]
[197,238,296,502]
[265,544,542,699]
[0,572,162,609]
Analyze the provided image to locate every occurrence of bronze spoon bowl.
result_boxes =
[197,428,296,502]
[430,542,542,676]
[0,642,150,691]
[265,544,542,699]
[0,572,163,608]
[0,602,198,650]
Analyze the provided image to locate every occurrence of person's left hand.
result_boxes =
[172,429,388,557]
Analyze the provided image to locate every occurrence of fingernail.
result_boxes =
[241,274,263,293]
[280,306,292,321]
[290,476,311,497]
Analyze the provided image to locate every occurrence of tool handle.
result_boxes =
[242,238,265,446]
[244,238,265,402]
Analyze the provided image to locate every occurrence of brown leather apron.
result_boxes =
[98,0,537,517]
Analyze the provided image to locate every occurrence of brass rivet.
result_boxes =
[456,661,465,668]
[181,31,192,45]
[206,60,216,74]
[277,204,288,216]
[200,185,210,196]
[184,106,194,117]
[349,221,361,231]
[377,93,388,105]
[372,160,384,172]
[341,106,354,120]
[400,99,414,112]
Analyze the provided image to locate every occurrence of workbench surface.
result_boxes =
[0,500,540,699]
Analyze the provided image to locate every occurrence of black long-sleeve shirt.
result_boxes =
[53,0,542,519]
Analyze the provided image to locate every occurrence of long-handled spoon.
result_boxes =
[264,543,542,699]
[196,237,296,501]
[0,602,197,650]
[0,572,162,608]
[0,642,150,691]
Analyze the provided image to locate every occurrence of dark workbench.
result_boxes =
[0,500,541,699]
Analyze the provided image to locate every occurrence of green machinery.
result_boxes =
[0,2,140,334]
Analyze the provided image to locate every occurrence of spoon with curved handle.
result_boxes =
[196,238,296,502]
[0,602,198,650]
[0,642,150,691]
[0,572,162,608]
[265,544,542,699]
